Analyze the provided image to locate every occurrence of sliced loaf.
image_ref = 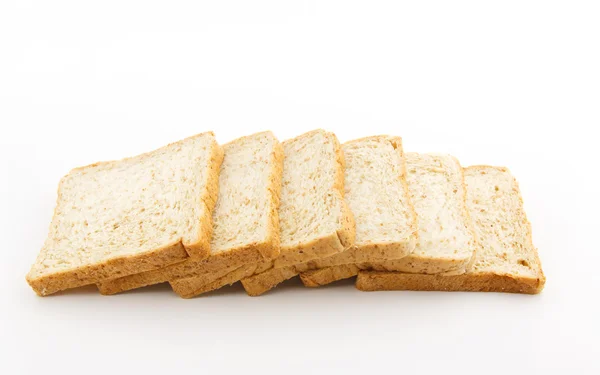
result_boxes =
[301,153,477,286]
[97,131,283,295]
[27,132,223,296]
[178,135,418,297]
[242,136,419,295]
[356,166,546,294]
[169,129,356,298]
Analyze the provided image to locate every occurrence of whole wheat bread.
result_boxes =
[356,166,545,294]
[240,136,419,296]
[97,131,283,295]
[169,129,356,298]
[226,136,417,295]
[27,132,223,296]
[301,153,477,287]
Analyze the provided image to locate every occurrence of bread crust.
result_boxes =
[300,264,360,287]
[96,131,284,295]
[26,132,223,296]
[355,271,545,294]
[97,245,263,295]
[240,266,299,296]
[171,263,257,298]
[28,241,190,296]
[184,133,224,258]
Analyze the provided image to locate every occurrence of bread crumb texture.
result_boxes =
[95,131,282,295]
[465,166,542,278]
[343,136,414,246]
[364,153,477,274]
[211,131,281,253]
[28,132,217,283]
[278,129,346,250]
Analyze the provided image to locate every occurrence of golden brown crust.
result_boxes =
[260,138,284,259]
[355,271,545,294]
[300,264,360,287]
[183,136,224,258]
[171,264,257,298]
[27,241,190,296]
[97,132,284,295]
[333,134,357,252]
[240,267,299,296]
[389,137,419,246]
[96,245,263,295]
[26,132,222,297]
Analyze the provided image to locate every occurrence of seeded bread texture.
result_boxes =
[242,136,419,295]
[97,131,283,295]
[27,132,223,296]
[301,153,477,286]
[356,166,545,294]
[168,129,356,298]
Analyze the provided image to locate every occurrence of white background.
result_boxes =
[1,1,598,374]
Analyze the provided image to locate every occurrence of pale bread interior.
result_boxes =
[211,131,280,254]
[28,132,217,281]
[95,131,282,295]
[343,137,415,247]
[279,130,345,251]
[365,153,476,273]
[465,166,541,278]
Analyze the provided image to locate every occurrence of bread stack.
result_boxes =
[26,130,545,297]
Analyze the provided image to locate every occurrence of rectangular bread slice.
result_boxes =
[241,136,419,295]
[26,132,223,296]
[169,129,356,298]
[96,131,283,295]
[356,166,546,294]
[300,153,477,287]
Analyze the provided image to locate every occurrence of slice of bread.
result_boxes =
[356,166,546,294]
[273,129,355,267]
[242,136,419,295]
[97,131,283,295]
[167,129,356,298]
[300,153,477,286]
[26,132,223,296]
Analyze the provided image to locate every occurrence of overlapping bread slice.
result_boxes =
[356,166,546,294]
[169,129,356,298]
[27,132,223,296]
[171,136,419,297]
[300,153,477,286]
[96,131,283,295]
